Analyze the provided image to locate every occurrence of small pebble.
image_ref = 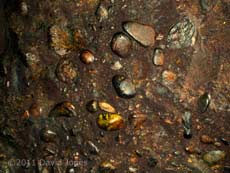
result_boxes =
[162,70,177,84]
[98,161,116,173]
[200,135,214,144]
[111,61,122,70]
[49,102,76,117]
[96,4,108,22]
[197,92,211,113]
[128,113,147,129]
[123,21,155,47]
[86,100,98,113]
[111,33,132,58]
[112,74,136,99]
[80,50,95,64]
[99,101,116,113]
[153,48,164,66]
[182,111,192,139]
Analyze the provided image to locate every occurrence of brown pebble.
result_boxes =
[111,32,132,58]
[153,48,164,66]
[80,50,95,64]
[200,135,214,144]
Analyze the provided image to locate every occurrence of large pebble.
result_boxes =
[111,33,132,58]
[112,75,136,99]
[167,17,196,49]
[123,22,155,47]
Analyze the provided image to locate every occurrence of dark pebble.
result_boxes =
[111,32,132,58]
[220,137,229,146]
[86,100,98,113]
[49,102,77,117]
[182,111,192,139]
[197,92,211,113]
[40,128,57,142]
[148,156,158,167]
[112,74,136,99]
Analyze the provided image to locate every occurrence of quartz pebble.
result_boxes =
[99,101,116,113]
[123,22,155,47]
[111,33,132,58]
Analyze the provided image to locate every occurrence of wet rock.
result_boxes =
[111,33,132,58]
[98,161,116,173]
[182,111,192,139]
[128,113,147,129]
[40,128,57,142]
[56,59,79,84]
[162,70,177,84]
[96,4,108,22]
[20,1,28,16]
[86,100,98,113]
[49,102,76,117]
[123,22,155,47]
[153,48,164,66]
[112,75,136,99]
[147,156,158,167]
[167,17,196,49]
[80,50,95,64]
[99,101,116,113]
[43,143,58,157]
[97,113,124,131]
[203,150,225,165]
[87,141,99,154]
[200,135,214,144]
[197,92,211,113]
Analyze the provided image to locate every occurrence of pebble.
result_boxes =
[112,75,136,99]
[220,137,229,146]
[111,33,132,58]
[203,150,226,165]
[86,100,98,113]
[56,59,79,83]
[96,4,109,22]
[128,113,147,129]
[123,22,155,47]
[99,162,116,173]
[153,48,164,66]
[182,111,192,139]
[99,101,116,113]
[200,0,212,11]
[40,128,57,142]
[49,102,76,117]
[200,135,214,144]
[20,1,28,16]
[111,61,122,70]
[167,17,196,49]
[162,70,177,84]
[97,113,124,131]
[197,92,211,113]
[80,50,95,64]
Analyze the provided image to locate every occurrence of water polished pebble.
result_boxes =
[153,48,164,66]
[99,101,116,113]
[80,50,95,64]
[167,17,196,49]
[40,128,57,142]
[111,33,132,58]
[203,150,226,165]
[86,100,98,113]
[197,92,211,113]
[97,113,124,131]
[56,59,79,83]
[123,22,155,47]
[182,111,192,139]
[112,75,136,99]
[49,102,76,117]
